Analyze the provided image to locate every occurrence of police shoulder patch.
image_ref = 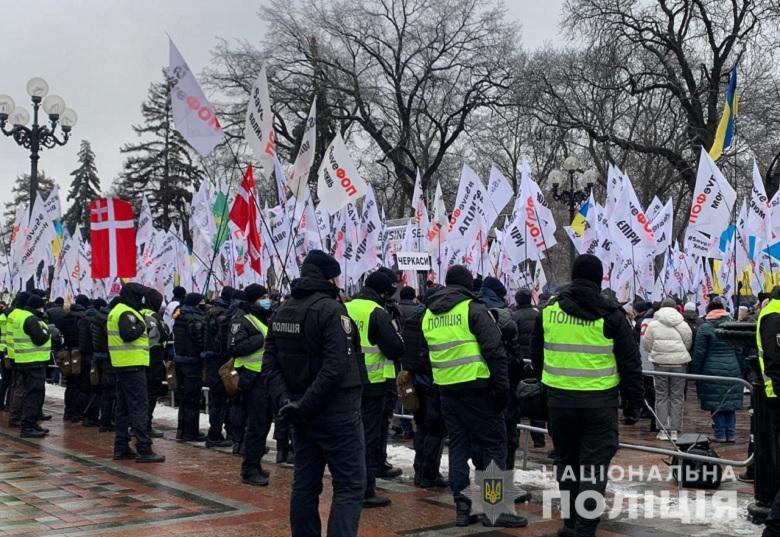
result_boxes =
[340,315,352,334]
[231,322,241,334]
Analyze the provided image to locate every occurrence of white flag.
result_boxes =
[245,65,276,164]
[747,161,770,240]
[486,165,513,229]
[645,196,663,222]
[288,99,316,197]
[411,169,430,252]
[608,174,655,252]
[136,194,155,247]
[650,199,673,255]
[317,133,369,215]
[44,185,62,222]
[18,192,56,281]
[168,38,224,156]
[685,149,737,255]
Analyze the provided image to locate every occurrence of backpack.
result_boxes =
[670,433,723,489]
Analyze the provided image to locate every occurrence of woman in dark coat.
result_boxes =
[689,299,744,442]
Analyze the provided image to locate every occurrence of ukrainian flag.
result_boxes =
[570,200,589,237]
[709,67,738,161]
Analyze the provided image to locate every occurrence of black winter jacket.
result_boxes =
[398,299,429,375]
[117,284,147,343]
[173,305,206,363]
[531,279,644,410]
[264,264,364,417]
[228,303,266,360]
[423,285,510,394]
[352,287,404,396]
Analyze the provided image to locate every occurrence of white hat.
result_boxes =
[683,302,696,312]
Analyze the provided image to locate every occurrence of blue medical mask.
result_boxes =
[259,298,272,310]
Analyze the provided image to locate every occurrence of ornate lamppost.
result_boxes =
[548,156,598,261]
[0,77,77,215]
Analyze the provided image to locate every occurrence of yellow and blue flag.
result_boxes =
[709,67,738,161]
[570,200,589,237]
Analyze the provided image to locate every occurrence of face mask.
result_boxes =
[258,298,272,310]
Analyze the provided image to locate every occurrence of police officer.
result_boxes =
[0,300,10,411]
[398,286,447,488]
[56,295,88,423]
[141,288,169,438]
[14,292,52,438]
[264,250,365,537]
[6,292,32,428]
[346,269,404,508]
[78,296,101,427]
[108,283,165,463]
[531,254,643,537]
[173,292,207,442]
[422,265,526,528]
[756,286,780,537]
[91,298,115,432]
[203,286,235,448]
[228,283,271,486]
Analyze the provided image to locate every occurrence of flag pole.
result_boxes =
[200,151,241,296]
[733,108,740,312]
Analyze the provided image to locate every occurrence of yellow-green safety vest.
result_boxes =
[11,310,51,365]
[234,314,267,373]
[755,299,779,398]
[5,308,25,361]
[541,301,619,391]
[107,302,150,368]
[422,299,490,386]
[0,312,7,353]
[346,299,395,383]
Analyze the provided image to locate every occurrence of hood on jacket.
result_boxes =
[478,286,506,309]
[426,285,474,314]
[682,310,700,322]
[120,283,146,311]
[356,286,383,305]
[290,264,339,299]
[653,306,685,327]
[555,279,620,321]
[144,288,164,313]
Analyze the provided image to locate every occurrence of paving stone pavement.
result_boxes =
[0,383,763,536]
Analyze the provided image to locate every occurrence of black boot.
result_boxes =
[135,450,165,463]
[362,494,391,508]
[275,448,288,464]
[482,513,528,528]
[242,471,269,487]
[455,500,480,527]
[113,448,137,460]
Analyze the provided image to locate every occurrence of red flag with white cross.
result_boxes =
[90,197,137,278]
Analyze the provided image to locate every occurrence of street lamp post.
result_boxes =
[548,156,598,261]
[0,77,78,216]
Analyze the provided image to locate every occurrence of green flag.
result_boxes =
[212,192,230,250]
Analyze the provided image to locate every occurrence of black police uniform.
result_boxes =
[112,284,164,462]
[531,274,644,537]
[173,301,206,441]
[398,297,446,487]
[78,303,101,426]
[54,303,88,422]
[228,300,271,484]
[91,304,115,431]
[17,300,52,436]
[264,263,366,537]
[203,293,234,446]
[142,289,168,437]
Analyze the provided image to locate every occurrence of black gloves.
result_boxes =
[279,400,304,423]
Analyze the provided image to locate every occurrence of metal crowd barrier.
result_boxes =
[394,369,754,470]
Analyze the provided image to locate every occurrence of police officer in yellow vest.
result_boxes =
[5,292,32,427]
[756,287,780,537]
[345,270,404,508]
[228,283,271,487]
[0,300,11,411]
[422,265,527,528]
[531,254,643,537]
[13,293,53,438]
[108,283,165,463]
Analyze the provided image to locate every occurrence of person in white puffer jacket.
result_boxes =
[641,298,693,440]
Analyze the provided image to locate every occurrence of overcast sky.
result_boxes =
[0,0,564,213]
